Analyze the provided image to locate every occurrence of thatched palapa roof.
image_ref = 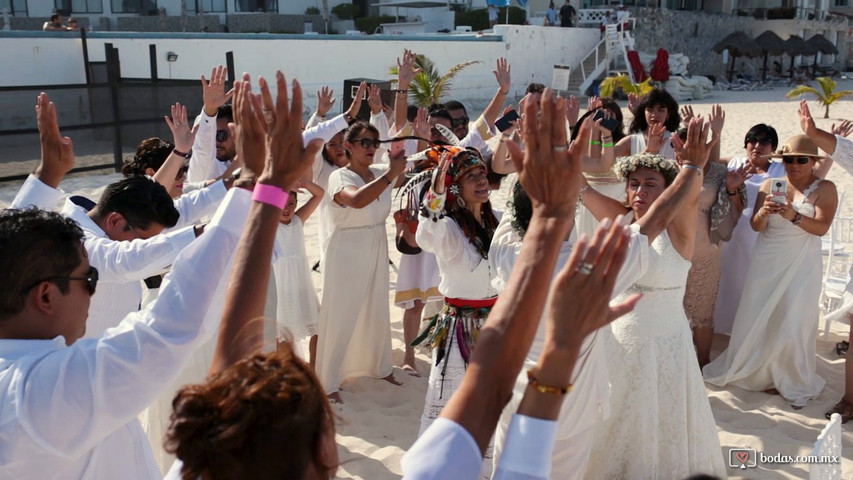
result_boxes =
[807,34,839,55]
[783,35,818,57]
[754,30,786,55]
[712,31,762,58]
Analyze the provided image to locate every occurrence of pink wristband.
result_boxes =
[252,183,289,209]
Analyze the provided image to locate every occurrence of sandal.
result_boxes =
[825,399,853,423]
[836,341,849,357]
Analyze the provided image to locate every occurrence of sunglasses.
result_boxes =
[783,156,812,164]
[747,137,773,146]
[353,137,381,149]
[176,165,189,179]
[451,116,469,128]
[22,266,99,296]
[215,129,229,143]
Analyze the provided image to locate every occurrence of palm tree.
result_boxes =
[786,77,853,119]
[390,54,482,108]
[598,74,654,99]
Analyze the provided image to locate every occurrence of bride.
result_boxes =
[579,118,726,478]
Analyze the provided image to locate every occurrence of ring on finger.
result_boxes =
[577,261,594,275]
[553,144,568,152]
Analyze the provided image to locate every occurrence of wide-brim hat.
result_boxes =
[763,134,828,160]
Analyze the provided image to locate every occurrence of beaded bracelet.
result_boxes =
[527,369,572,395]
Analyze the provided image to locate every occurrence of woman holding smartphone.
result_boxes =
[704,134,838,408]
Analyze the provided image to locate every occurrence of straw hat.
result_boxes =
[763,134,828,160]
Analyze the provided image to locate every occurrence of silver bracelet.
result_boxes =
[681,164,702,174]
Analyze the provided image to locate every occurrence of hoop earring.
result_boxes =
[456,196,466,209]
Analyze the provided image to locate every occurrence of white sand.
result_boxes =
[2,81,852,479]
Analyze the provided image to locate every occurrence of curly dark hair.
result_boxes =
[508,180,533,237]
[165,342,335,480]
[628,88,681,134]
[122,137,174,177]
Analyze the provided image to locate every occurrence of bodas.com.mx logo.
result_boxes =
[729,448,757,469]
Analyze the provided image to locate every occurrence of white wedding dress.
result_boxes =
[585,228,726,479]
[704,179,825,406]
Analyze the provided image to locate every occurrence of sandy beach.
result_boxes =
[2,80,852,479]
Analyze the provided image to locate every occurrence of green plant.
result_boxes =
[786,77,853,118]
[331,3,358,20]
[390,54,482,107]
[305,6,320,15]
[454,6,526,31]
[599,74,653,98]
[354,14,395,34]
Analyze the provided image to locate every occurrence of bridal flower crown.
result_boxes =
[612,153,679,184]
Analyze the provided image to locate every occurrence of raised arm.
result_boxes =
[332,145,407,209]
[295,179,325,223]
[153,102,196,193]
[480,57,511,127]
[799,99,838,155]
[209,72,321,374]
[187,65,233,184]
[394,50,419,132]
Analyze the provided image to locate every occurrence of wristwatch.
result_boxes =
[792,212,803,225]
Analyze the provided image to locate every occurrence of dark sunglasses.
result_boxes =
[747,137,773,146]
[451,116,469,128]
[176,165,189,179]
[215,129,229,142]
[783,156,812,164]
[22,266,99,296]
[354,137,381,149]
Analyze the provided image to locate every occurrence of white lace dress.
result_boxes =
[584,228,726,479]
[272,217,318,340]
[704,180,826,406]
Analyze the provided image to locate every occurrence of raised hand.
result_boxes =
[725,163,752,192]
[35,92,74,188]
[493,57,511,94]
[367,83,383,115]
[396,49,421,90]
[708,104,725,142]
[164,102,197,153]
[798,99,817,137]
[316,86,335,118]
[646,122,666,154]
[413,107,430,139]
[431,152,451,195]
[505,88,590,214]
[230,73,266,182]
[259,72,323,189]
[587,95,602,111]
[679,105,695,126]
[565,95,580,128]
[831,120,853,138]
[627,92,640,114]
[680,117,713,168]
[345,81,367,121]
[201,65,234,117]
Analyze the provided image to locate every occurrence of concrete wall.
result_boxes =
[0,26,599,110]
[630,7,849,78]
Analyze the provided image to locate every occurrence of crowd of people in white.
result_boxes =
[1,50,852,480]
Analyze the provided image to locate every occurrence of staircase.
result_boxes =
[575,18,637,96]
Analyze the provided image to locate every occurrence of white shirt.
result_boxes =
[402,416,557,480]
[10,174,64,211]
[416,189,500,300]
[170,179,227,230]
[58,196,197,338]
[0,188,251,480]
[187,110,221,184]
[831,134,853,173]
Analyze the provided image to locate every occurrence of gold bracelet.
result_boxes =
[527,369,572,395]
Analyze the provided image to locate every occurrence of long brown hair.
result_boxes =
[165,343,335,480]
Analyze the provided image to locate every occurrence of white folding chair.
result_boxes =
[821,215,853,338]
[808,413,842,480]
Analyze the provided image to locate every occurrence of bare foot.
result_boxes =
[383,373,403,386]
[400,363,420,377]
[327,392,343,404]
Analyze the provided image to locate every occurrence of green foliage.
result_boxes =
[355,15,396,34]
[305,6,320,15]
[599,75,653,99]
[786,77,853,118]
[390,54,482,108]
[454,6,526,31]
[331,3,358,20]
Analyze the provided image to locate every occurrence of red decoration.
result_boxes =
[627,50,648,82]
[650,48,670,82]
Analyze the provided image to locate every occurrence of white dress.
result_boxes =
[629,130,676,159]
[315,166,395,394]
[585,229,726,479]
[704,180,826,407]
[272,217,319,340]
[714,158,787,334]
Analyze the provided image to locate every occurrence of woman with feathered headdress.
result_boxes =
[407,146,500,436]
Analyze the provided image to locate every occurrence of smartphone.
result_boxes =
[593,109,619,132]
[495,110,520,132]
[769,178,787,204]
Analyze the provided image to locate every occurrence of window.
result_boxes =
[1,0,28,15]
[111,0,156,13]
[56,0,103,14]
[234,0,276,12]
[834,0,848,6]
[193,0,225,13]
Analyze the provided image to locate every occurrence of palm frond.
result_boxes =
[825,90,853,104]
[410,73,436,108]
[816,77,836,99]
[786,86,820,99]
[433,61,482,105]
